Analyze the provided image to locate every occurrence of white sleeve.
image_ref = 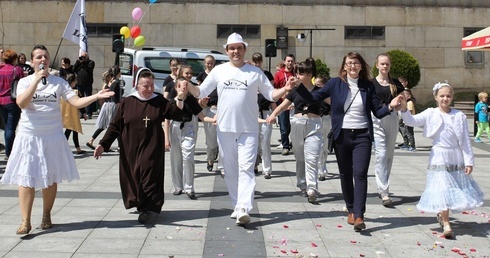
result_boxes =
[401,108,429,127]
[197,68,217,98]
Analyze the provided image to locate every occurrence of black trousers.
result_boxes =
[333,128,371,219]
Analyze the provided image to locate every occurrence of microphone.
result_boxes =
[39,63,46,85]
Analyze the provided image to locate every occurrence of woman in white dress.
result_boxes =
[400,82,484,238]
[0,45,114,235]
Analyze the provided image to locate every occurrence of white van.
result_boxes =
[116,47,229,97]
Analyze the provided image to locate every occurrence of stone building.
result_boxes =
[0,0,489,104]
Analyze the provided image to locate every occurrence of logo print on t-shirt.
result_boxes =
[224,79,248,90]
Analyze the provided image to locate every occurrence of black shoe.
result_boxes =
[173,190,182,195]
[382,198,393,207]
[76,150,87,155]
[254,168,259,175]
[86,142,95,150]
[207,163,213,172]
[186,192,196,199]
[264,173,271,179]
[299,190,308,197]
[138,211,149,224]
[318,175,326,181]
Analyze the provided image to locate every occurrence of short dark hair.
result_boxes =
[66,74,77,84]
[252,52,263,63]
[31,44,48,59]
[61,57,71,65]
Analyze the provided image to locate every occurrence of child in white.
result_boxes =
[400,82,484,238]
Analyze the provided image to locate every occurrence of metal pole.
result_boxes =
[309,29,313,58]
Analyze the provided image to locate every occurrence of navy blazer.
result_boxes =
[296,77,391,141]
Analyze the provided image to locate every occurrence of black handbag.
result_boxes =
[10,68,19,102]
[327,89,360,153]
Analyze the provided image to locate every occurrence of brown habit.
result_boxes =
[99,93,183,213]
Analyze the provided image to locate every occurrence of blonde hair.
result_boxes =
[478,92,488,100]
[376,53,397,97]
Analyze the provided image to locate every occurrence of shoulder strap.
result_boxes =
[344,89,360,114]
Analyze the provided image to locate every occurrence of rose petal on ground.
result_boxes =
[316,224,322,227]
[359,254,365,257]
[272,245,279,248]
[218,254,224,257]
[350,240,357,244]
[416,242,421,246]
[470,248,476,252]
[290,249,298,254]
[280,250,287,254]
[462,211,469,214]
[451,247,461,253]
[311,243,318,247]
[337,224,343,228]
[283,225,289,228]
[280,237,288,245]
[310,253,318,258]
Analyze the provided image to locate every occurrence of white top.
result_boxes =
[401,107,473,166]
[17,74,76,134]
[198,62,275,133]
[342,77,368,129]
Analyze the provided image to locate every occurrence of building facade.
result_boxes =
[0,0,489,103]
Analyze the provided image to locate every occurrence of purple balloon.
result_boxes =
[132,7,143,21]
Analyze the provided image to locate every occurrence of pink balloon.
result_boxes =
[132,7,143,21]
[131,26,141,38]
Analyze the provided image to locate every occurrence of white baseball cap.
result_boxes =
[223,32,249,49]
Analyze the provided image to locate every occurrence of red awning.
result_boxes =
[462,27,490,51]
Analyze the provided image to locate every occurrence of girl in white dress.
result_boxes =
[400,82,484,238]
[0,45,114,235]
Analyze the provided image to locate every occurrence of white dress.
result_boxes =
[402,108,484,213]
[0,74,79,189]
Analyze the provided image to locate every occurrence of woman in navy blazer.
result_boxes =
[296,52,402,232]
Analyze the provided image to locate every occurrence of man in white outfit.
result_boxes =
[187,33,292,226]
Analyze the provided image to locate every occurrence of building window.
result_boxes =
[463,27,485,67]
[217,25,260,39]
[344,26,385,40]
[87,23,127,38]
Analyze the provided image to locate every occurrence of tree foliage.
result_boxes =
[315,59,330,80]
[372,49,421,89]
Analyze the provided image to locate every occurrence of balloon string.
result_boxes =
[136,4,151,27]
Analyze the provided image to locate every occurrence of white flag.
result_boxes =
[62,0,88,54]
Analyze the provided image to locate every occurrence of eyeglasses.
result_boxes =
[345,62,361,67]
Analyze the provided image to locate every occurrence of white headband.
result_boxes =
[432,81,452,94]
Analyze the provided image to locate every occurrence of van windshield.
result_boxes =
[144,57,227,75]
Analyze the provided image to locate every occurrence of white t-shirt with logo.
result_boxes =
[17,74,76,134]
[198,62,275,133]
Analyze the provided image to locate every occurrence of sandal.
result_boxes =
[436,213,443,227]
[41,214,52,229]
[16,219,31,235]
[443,225,453,238]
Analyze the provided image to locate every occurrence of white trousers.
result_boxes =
[258,110,272,174]
[218,131,257,212]
[170,117,198,193]
[318,115,331,176]
[373,112,399,197]
[290,116,323,192]
[203,107,219,162]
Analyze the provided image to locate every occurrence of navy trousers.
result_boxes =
[333,128,372,220]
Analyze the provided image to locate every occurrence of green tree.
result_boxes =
[372,49,421,89]
[315,59,330,80]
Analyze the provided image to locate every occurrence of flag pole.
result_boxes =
[51,37,65,69]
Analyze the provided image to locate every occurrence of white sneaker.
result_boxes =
[230,210,238,219]
[276,144,283,149]
[235,208,251,225]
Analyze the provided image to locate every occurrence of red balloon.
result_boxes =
[130,26,141,38]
